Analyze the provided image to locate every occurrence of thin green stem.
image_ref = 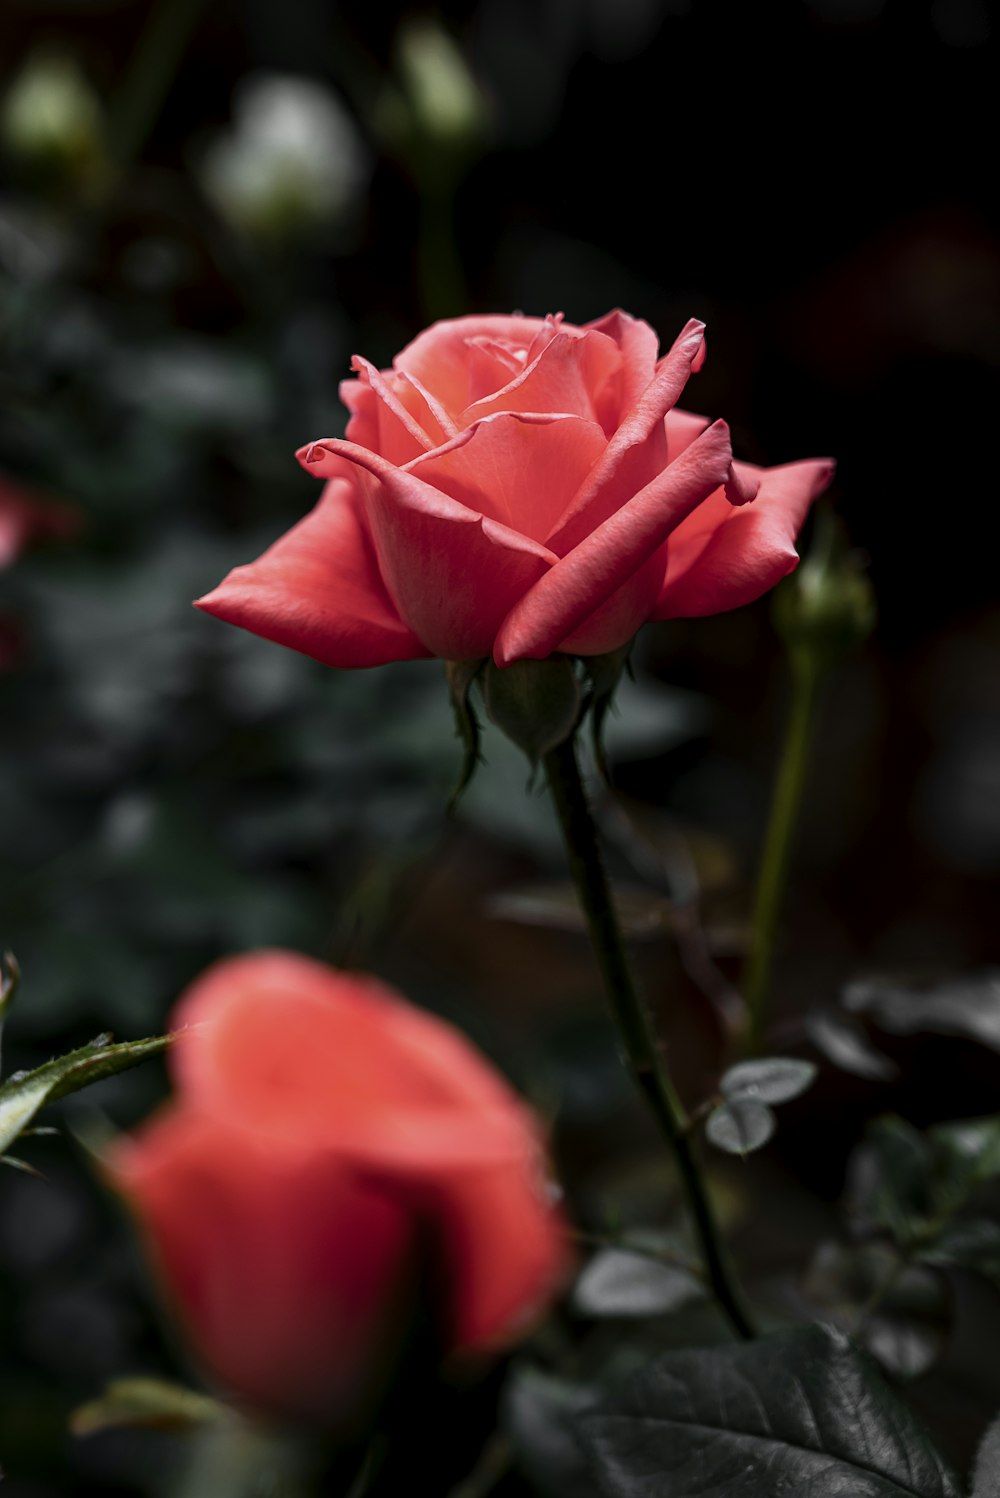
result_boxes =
[542,737,755,1340]
[742,663,821,1053]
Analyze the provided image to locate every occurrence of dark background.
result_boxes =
[1,1,999,1493]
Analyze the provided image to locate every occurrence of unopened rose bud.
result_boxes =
[198,73,369,244]
[375,19,488,187]
[1,51,104,190]
[772,517,876,675]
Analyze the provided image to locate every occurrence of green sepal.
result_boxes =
[482,656,583,766]
[444,658,486,812]
[582,644,632,782]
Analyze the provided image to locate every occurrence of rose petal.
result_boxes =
[111,1107,414,1423]
[195,477,429,669]
[495,419,734,664]
[394,314,550,422]
[655,457,836,617]
[396,369,460,440]
[340,357,436,466]
[462,328,623,433]
[299,438,557,659]
[666,407,712,459]
[429,1153,570,1350]
[173,951,536,1168]
[544,317,707,555]
[406,411,606,543]
[584,308,660,414]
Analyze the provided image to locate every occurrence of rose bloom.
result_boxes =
[196,311,833,668]
[110,952,569,1426]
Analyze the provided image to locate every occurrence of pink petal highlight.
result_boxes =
[656,457,836,618]
[195,477,429,669]
[495,419,734,664]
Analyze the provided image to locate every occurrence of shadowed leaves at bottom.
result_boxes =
[576,1323,961,1497]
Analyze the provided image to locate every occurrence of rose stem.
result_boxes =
[741,658,821,1054]
[542,735,755,1341]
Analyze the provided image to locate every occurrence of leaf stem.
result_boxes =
[742,661,821,1053]
[542,737,755,1340]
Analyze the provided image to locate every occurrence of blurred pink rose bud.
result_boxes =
[110,951,569,1427]
[197,310,834,670]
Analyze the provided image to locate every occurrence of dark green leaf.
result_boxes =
[802,1241,951,1380]
[852,1116,934,1244]
[919,1218,1000,1280]
[721,1057,817,1106]
[71,1377,224,1436]
[572,1249,704,1319]
[503,1366,603,1498]
[487,882,669,939]
[930,1116,1000,1215]
[805,1009,897,1080]
[844,972,1000,1053]
[0,1032,170,1154]
[705,1098,775,1155]
[577,1323,963,1497]
[972,1411,1000,1498]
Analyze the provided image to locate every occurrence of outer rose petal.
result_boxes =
[299,439,557,660]
[407,411,606,543]
[544,318,706,555]
[495,420,734,664]
[655,457,836,617]
[394,314,550,422]
[666,406,712,459]
[111,1107,415,1424]
[194,477,429,669]
[428,1154,570,1351]
[172,951,539,1168]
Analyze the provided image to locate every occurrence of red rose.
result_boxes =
[196,311,833,668]
[111,952,569,1425]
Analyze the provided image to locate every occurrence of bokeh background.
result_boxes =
[2,1,999,1493]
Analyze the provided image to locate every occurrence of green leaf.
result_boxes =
[71,1377,224,1436]
[0,1032,170,1154]
[572,1248,704,1319]
[919,1218,1000,1280]
[804,1008,897,1080]
[721,1056,817,1106]
[487,882,669,939]
[972,1411,1000,1498]
[705,1098,776,1155]
[801,1241,951,1380]
[852,1116,934,1244]
[503,1365,603,1498]
[844,971,1000,1054]
[577,1323,963,1497]
[930,1116,1000,1215]
[0,950,20,1025]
